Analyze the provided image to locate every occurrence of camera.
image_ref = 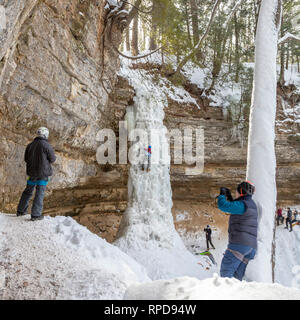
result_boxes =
[220,187,233,202]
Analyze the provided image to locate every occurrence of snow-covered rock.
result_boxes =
[0,213,149,300]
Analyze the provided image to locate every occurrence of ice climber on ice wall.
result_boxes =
[217,181,258,281]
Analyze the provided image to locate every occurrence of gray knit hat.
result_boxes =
[37,127,49,139]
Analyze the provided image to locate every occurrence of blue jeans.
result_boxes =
[220,243,256,281]
[17,181,47,217]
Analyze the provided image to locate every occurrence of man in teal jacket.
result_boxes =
[217,181,258,281]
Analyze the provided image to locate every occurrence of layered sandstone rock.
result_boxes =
[0,0,124,211]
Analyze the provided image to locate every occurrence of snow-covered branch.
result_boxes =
[223,0,245,31]
[278,32,300,45]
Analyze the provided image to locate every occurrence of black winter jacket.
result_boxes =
[25,137,56,178]
[204,228,212,239]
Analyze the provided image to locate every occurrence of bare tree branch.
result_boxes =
[106,4,162,61]
[111,43,163,60]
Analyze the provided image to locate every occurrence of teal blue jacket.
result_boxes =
[217,195,245,215]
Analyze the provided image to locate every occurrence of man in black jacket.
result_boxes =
[17,127,56,221]
[204,225,215,251]
[285,207,293,232]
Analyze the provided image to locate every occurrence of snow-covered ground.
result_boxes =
[124,209,300,300]
[125,273,300,300]
[178,227,228,270]
[275,223,300,288]
[0,214,149,300]
[274,206,300,288]
[178,211,300,289]
[1,212,300,300]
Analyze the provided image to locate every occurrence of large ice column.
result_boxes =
[115,65,213,280]
[117,86,176,248]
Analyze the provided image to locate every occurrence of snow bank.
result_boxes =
[274,207,300,288]
[0,213,149,300]
[116,231,213,281]
[53,216,149,283]
[125,273,300,300]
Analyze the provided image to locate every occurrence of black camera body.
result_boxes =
[220,187,234,202]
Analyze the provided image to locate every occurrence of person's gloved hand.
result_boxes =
[220,187,228,195]
[226,189,234,202]
[219,187,233,202]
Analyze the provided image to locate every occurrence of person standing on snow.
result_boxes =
[293,209,298,222]
[285,207,293,232]
[16,127,56,221]
[276,207,283,226]
[204,225,215,251]
[217,181,257,281]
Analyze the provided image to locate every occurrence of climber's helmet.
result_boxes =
[237,181,255,196]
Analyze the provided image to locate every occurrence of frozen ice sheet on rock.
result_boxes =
[116,59,213,281]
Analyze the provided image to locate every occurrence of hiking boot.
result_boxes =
[17,212,28,216]
[31,215,44,221]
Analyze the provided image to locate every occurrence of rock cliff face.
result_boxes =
[0,0,124,216]
[167,82,300,206]
[0,2,299,243]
